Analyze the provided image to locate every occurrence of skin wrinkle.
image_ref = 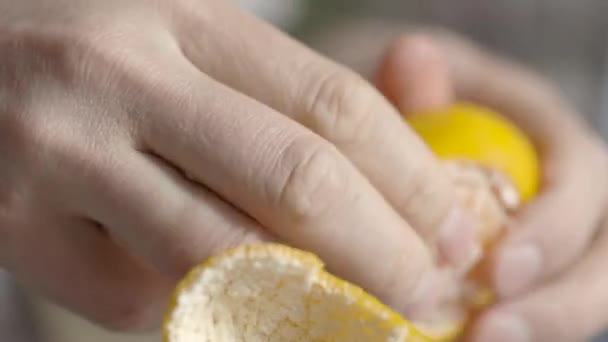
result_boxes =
[250,123,306,211]
[273,139,338,224]
[303,69,379,147]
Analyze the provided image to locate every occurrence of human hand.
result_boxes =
[376,31,608,341]
[0,0,477,331]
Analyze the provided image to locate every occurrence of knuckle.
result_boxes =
[2,24,122,102]
[0,11,156,87]
[16,20,154,93]
[275,136,347,224]
[7,25,97,85]
[2,111,70,166]
[136,70,202,141]
[74,30,156,96]
[148,75,199,124]
[306,70,377,144]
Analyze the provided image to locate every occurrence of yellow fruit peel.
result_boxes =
[163,243,462,342]
[408,103,540,201]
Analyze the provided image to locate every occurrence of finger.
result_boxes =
[419,31,608,296]
[6,215,172,332]
[74,147,271,279]
[173,1,477,268]
[470,221,608,342]
[137,55,441,316]
[374,34,453,113]
[372,33,475,268]
[491,145,608,297]
[426,28,592,149]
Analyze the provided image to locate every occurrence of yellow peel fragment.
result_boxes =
[163,244,462,342]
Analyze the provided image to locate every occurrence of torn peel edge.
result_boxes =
[163,243,465,342]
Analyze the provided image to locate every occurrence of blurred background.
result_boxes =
[293,0,608,138]
[2,0,607,341]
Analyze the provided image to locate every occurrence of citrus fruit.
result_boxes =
[407,103,540,202]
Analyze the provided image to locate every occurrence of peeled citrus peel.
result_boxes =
[163,244,461,342]
[163,103,540,342]
[408,103,539,202]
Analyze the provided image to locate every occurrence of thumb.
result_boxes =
[374,33,453,114]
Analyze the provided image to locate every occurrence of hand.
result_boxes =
[0,0,477,331]
[375,31,608,341]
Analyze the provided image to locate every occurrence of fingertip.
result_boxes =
[436,206,482,272]
[375,33,453,114]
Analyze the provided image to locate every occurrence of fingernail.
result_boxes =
[474,312,530,342]
[495,244,542,297]
[438,206,480,270]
